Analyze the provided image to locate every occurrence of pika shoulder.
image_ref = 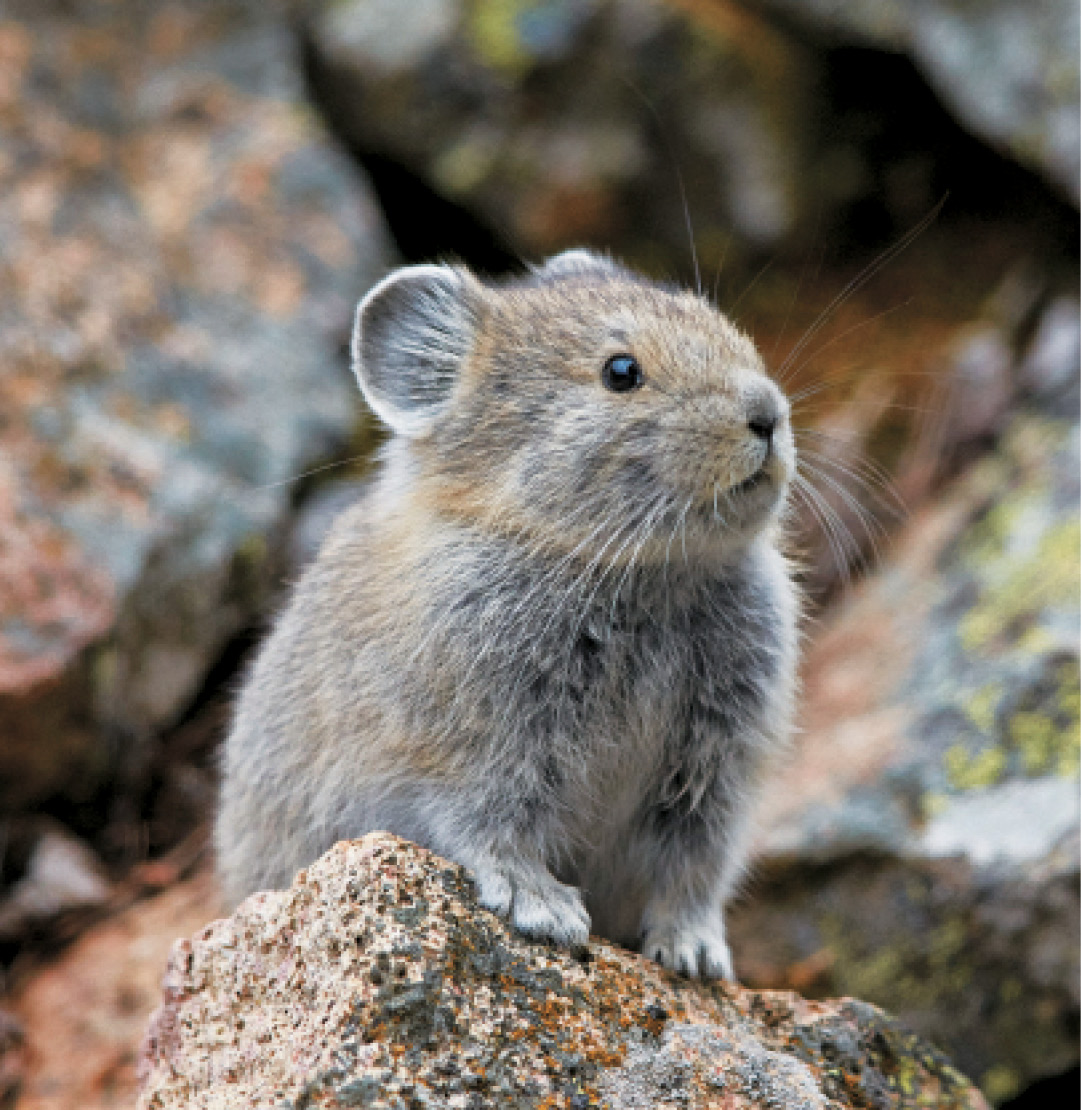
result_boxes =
[216,249,798,979]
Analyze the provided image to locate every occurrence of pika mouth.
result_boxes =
[730,468,771,497]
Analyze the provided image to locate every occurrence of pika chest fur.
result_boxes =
[216,249,798,979]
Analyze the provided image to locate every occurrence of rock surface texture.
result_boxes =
[738,0,1080,204]
[138,833,989,1110]
[731,403,1080,1101]
[0,0,391,812]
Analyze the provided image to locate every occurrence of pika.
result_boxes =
[216,249,798,979]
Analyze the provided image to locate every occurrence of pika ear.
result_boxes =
[352,264,478,436]
[536,248,627,281]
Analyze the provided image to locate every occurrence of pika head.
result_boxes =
[354,249,793,566]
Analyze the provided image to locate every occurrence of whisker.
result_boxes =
[255,453,372,491]
[770,201,824,367]
[792,473,859,590]
[726,257,775,323]
[775,196,947,381]
[621,76,701,294]
[797,443,908,518]
[777,298,914,387]
[799,457,888,567]
[711,235,731,305]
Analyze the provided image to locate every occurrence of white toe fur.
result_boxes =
[641,906,735,980]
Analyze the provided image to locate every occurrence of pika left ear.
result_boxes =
[352,264,479,437]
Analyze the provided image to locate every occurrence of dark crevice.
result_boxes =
[813,45,1079,264]
[347,151,523,275]
[999,1066,1080,1110]
[297,24,520,276]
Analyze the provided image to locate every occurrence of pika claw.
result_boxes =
[641,915,735,981]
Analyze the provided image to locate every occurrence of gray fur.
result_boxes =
[217,252,799,980]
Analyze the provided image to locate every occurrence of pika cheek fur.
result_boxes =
[215,248,799,980]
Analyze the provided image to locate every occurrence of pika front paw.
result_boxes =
[641,913,734,980]
[471,862,590,946]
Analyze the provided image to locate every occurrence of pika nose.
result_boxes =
[748,413,778,444]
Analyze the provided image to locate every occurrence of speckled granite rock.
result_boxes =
[731,410,1080,1102]
[307,0,814,269]
[0,0,391,810]
[737,0,1080,204]
[138,833,988,1109]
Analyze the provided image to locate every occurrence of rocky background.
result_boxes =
[0,0,1076,1107]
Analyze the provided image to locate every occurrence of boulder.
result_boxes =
[0,0,392,813]
[736,0,1080,205]
[138,833,988,1109]
[730,408,1080,1101]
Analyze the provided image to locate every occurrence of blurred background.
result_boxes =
[0,0,1077,1106]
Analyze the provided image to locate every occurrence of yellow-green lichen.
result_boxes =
[1058,660,1081,720]
[963,683,1002,735]
[821,914,972,1017]
[921,791,951,819]
[943,743,1007,791]
[980,1064,1022,1104]
[941,660,1080,790]
[1008,660,1080,779]
[465,0,537,74]
[432,134,499,197]
[959,518,1081,652]
[1009,712,1073,776]
[1016,625,1058,654]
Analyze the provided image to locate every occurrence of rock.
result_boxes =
[138,833,988,1109]
[942,326,1015,448]
[0,1010,26,1110]
[737,0,1080,205]
[1019,296,1081,416]
[730,411,1080,1102]
[0,825,110,942]
[10,870,221,1110]
[307,0,815,269]
[0,0,392,813]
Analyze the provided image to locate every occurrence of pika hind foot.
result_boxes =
[641,908,734,980]
[470,861,590,946]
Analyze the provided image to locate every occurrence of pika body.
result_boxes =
[216,249,798,979]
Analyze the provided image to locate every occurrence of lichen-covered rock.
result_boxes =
[731,410,1080,1101]
[737,0,1080,204]
[307,0,815,268]
[138,833,987,1109]
[0,0,391,811]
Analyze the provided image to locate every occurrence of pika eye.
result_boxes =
[602,354,644,393]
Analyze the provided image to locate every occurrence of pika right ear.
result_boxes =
[536,248,627,281]
[352,264,477,437]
